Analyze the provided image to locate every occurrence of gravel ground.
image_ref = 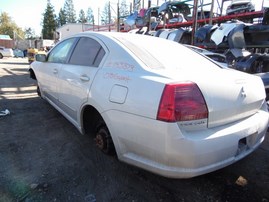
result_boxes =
[0,57,269,202]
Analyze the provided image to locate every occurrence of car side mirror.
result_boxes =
[35,54,47,62]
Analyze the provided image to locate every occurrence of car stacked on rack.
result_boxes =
[226,0,255,15]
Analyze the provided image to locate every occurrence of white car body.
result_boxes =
[0,46,14,58]
[29,32,269,178]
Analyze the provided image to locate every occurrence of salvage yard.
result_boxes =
[1,57,269,202]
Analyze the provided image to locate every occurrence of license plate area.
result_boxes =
[236,132,258,156]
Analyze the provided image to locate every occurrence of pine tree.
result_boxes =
[101,2,110,25]
[63,0,77,23]
[119,0,130,17]
[42,0,56,39]
[86,7,94,24]
[78,9,87,23]
[57,8,67,27]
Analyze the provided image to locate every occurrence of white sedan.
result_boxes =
[29,32,269,178]
[0,46,14,59]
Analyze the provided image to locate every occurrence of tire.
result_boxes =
[37,85,41,96]
[0,53,3,59]
[95,124,115,155]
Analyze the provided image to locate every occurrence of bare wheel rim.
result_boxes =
[94,125,115,155]
[95,131,106,150]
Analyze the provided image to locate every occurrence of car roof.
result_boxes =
[63,31,222,73]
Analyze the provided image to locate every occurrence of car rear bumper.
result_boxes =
[107,103,269,178]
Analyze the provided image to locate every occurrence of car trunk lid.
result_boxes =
[196,68,265,128]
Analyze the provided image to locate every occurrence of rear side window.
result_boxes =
[69,37,105,67]
[48,38,76,63]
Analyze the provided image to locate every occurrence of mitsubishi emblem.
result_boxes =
[241,87,246,97]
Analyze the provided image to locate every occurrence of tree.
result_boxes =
[63,0,76,23]
[86,7,94,24]
[119,0,130,17]
[41,0,57,39]
[24,27,36,39]
[101,2,110,25]
[78,9,87,23]
[0,12,25,39]
[57,8,67,27]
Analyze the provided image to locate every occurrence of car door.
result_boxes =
[57,36,106,122]
[40,37,77,103]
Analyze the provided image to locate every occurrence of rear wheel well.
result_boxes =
[82,105,103,135]
[82,105,116,155]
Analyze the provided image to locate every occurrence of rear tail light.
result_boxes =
[157,82,208,122]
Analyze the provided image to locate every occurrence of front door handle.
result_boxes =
[53,69,58,74]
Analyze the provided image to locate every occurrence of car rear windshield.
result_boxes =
[114,36,165,69]
[114,34,221,72]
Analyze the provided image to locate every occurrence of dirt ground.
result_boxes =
[0,57,269,202]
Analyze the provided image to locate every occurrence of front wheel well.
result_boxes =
[29,68,36,80]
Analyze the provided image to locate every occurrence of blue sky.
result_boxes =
[0,0,265,35]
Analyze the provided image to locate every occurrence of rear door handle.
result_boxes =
[80,75,90,81]
[53,69,58,74]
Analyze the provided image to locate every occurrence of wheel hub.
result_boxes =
[95,133,105,150]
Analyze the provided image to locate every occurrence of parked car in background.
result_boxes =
[27,48,39,64]
[29,32,269,178]
[27,48,47,64]
[226,0,255,15]
[0,46,14,59]
[13,49,24,58]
